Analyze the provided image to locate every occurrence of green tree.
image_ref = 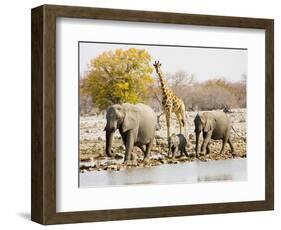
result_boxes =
[82,48,154,110]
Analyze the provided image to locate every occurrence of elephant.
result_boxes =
[104,103,157,163]
[194,111,235,156]
[168,133,189,158]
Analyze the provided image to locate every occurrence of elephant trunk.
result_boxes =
[105,131,114,157]
[195,131,200,156]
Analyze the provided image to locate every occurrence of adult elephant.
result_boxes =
[194,111,235,157]
[104,103,157,163]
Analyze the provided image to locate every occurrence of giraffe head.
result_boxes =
[153,60,162,74]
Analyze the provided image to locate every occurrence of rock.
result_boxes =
[114,153,124,159]
[160,159,167,164]
[188,145,194,150]
[118,146,125,151]
[188,153,196,158]
[80,158,90,162]
[108,165,118,170]
[81,169,87,173]
[155,135,162,139]
[90,157,95,162]
[98,137,102,141]
[199,158,207,162]
[130,160,138,166]
[80,165,88,170]
[167,159,175,164]
[97,155,106,160]
[155,161,162,166]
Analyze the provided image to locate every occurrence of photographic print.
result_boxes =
[79,42,247,188]
[31,5,273,224]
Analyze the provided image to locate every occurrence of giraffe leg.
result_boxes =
[165,111,171,140]
[175,112,182,134]
[180,106,186,137]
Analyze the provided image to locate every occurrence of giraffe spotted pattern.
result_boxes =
[153,60,186,139]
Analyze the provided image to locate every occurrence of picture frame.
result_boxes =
[31,4,274,225]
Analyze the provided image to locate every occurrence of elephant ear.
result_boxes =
[121,107,139,133]
[204,118,214,132]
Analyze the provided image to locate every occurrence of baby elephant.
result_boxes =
[168,134,189,158]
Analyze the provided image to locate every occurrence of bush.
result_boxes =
[147,78,246,111]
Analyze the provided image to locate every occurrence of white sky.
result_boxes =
[79,42,247,82]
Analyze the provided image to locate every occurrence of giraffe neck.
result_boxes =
[156,69,171,97]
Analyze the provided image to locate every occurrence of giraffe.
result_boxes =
[153,60,186,139]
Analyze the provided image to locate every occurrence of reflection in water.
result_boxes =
[79,159,247,188]
[198,174,232,182]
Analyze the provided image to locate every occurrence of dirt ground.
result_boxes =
[80,109,247,172]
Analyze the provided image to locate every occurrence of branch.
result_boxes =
[102,66,113,78]
[125,63,132,73]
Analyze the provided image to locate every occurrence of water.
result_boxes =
[79,158,247,188]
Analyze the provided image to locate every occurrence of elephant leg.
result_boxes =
[183,147,189,157]
[121,133,127,145]
[173,146,178,158]
[170,150,174,158]
[124,132,134,163]
[179,148,187,158]
[220,138,227,155]
[228,138,235,153]
[167,146,171,158]
[177,149,183,158]
[144,142,153,160]
[201,132,207,153]
[201,131,212,155]
[206,143,211,155]
[130,152,138,166]
[130,152,135,160]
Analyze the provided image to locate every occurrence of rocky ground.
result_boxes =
[80,109,247,173]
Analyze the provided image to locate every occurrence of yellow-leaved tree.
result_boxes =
[82,48,154,110]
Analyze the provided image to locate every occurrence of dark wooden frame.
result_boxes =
[31,4,274,225]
